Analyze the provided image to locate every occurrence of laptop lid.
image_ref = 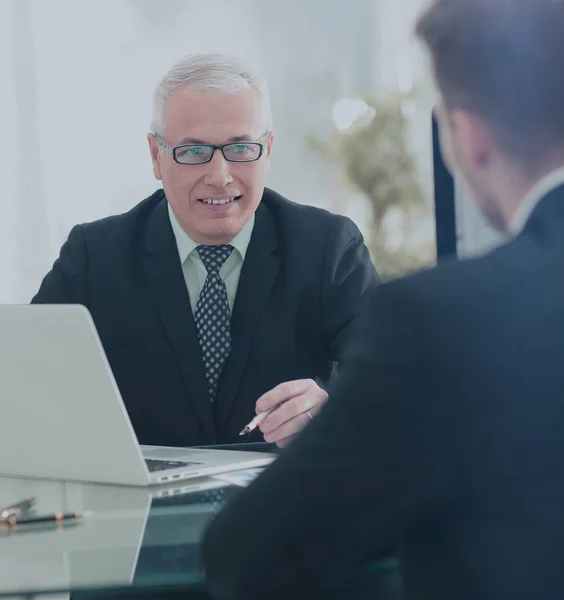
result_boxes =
[0,304,149,485]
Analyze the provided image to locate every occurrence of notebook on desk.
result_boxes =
[0,304,274,486]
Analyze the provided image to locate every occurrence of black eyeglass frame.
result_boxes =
[153,132,270,165]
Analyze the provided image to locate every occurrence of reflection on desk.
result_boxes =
[0,474,241,597]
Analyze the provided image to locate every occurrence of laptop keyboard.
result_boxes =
[153,485,240,508]
[170,487,229,506]
[145,459,202,473]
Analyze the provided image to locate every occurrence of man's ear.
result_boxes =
[262,132,275,175]
[450,109,494,171]
[265,132,275,158]
[147,133,163,180]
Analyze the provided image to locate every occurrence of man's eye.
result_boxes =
[187,146,208,155]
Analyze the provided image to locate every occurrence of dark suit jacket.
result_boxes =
[202,185,564,600]
[32,187,379,446]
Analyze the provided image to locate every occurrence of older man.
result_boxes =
[32,53,379,448]
[203,1,564,599]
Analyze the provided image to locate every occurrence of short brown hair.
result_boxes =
[416,0,564,164]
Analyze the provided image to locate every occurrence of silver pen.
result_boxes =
[239,409,274,436]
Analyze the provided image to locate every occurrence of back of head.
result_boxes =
[416,0,564,169]
[151,53,272,136]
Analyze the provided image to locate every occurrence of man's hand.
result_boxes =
[255,379,328,448]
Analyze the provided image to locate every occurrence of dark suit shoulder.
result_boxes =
[78,189,165,243]
[261,187,363,242]
[358,233,543,366]
[384,231,539,314]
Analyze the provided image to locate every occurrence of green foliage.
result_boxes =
[308,92,435,279]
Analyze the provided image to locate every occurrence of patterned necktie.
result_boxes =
[194,244,234,401]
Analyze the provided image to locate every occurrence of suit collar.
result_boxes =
[167,202,199,264]
[144,187,279,257]
[511,168,564,235]
[521,180,564,235]
[167,200,256,263]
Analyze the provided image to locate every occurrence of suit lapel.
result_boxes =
[143,198,216,443]
[216,202,281,426]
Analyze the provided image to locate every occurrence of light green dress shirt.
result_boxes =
[167,203,255,312]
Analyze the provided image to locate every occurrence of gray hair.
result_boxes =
[151,53,273,136]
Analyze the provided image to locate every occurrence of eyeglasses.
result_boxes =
[153,132,270,165]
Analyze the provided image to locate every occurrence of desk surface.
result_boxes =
[0,443,272,597]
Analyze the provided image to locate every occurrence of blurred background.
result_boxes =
[0,0,441,302]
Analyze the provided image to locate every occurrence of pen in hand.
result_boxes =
[239,409,274,436]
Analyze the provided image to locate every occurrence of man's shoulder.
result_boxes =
[261,187,361,239]
[379,237,524,318]
[348,242,521,364]
[78,189,165,239]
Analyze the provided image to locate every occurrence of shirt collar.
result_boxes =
[167,202,255,264]
[509,167,564,235]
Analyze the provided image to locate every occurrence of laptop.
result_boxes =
[0,304,274,486]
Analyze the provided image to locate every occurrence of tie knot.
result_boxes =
[197,244,234,275]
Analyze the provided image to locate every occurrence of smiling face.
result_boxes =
[148,87,274,245]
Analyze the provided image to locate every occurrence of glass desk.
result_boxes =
[0,443,274,598]
[0,444,401,599]
[0,474,238,597]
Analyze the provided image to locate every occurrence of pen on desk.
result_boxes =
[239,409,273,436]
[0,511,92,529]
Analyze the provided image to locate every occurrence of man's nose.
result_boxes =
[204,150,233,187]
